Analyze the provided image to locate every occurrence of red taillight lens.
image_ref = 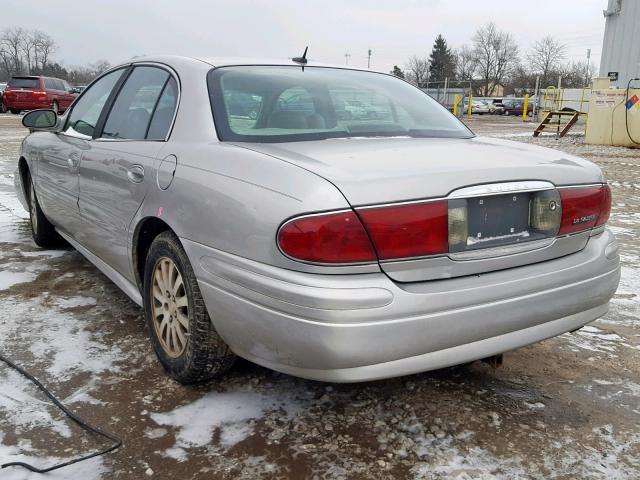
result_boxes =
[596,184,611,226]
[559,185,611,235]
[357,201,448,259]
[277,211,376,263]
[32,91,48,98]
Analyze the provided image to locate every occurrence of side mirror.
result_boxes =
[22,109,59,131]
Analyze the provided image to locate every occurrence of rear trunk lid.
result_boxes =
[237,136,605,282]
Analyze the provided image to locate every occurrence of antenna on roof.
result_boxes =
[292,46,308,70]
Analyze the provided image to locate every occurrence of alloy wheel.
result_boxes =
[150,257,189,358]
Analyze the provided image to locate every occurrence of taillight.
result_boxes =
[357,201,448,259]
[277,211,376,263]
[32,91,48,98]
[559,185,611,235]
[278,184,611,265]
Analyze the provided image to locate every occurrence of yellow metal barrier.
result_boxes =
[468,94,473,119]
[453,95,459,116]
[522,95,529,121]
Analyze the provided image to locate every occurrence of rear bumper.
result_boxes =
[184,230,620,382]
[3,98,50,110]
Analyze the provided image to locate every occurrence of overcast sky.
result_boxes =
[4,0,607,74]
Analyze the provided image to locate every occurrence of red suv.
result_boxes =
[2,76,77,115]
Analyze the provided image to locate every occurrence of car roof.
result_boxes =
[123,55,376,73]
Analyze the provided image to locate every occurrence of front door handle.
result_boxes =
[67,151,81,169]
[127,165,145,183]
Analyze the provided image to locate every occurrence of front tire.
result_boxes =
[144,232,236,383]
[11,109,21,115]
[26,173,63,247]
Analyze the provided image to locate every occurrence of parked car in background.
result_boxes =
[71,85,87,94]
[488,99,504,115]
[2,76,77,115]
[16,56,619,384]
[502,98,532,116]
[0,83,7,113]
[463,99,491,114]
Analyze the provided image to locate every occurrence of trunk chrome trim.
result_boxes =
[448,181,555,199]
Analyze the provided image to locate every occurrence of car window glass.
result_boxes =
[62,80,71,91]
[8,77,39,88]
[55,79,65,90]
[209,66,472,142]
[223,91,264,130]
[65,68,124,138]
[102,66,169,140]
[146,77,178,140]
[44,78,55,89]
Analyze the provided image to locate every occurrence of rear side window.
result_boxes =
[8,77,39,89]
[146,77,178,140]
[44,78,56,89]
[65,68,125,138]
[102,66,169,140]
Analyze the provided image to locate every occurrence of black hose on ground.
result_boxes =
[0,352,122,474]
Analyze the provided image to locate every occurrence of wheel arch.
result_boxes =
[17,156,31,206]
[132,216,175,291]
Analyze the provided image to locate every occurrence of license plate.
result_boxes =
[449,192,536,252]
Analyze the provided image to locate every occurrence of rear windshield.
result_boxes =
[8,77,39,89]
[207,66,473,143]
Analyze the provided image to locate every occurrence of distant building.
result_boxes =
[599,0,640,87]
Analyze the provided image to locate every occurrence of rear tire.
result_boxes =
[11,109,21,115]
[26,172,64,248]
[143,231,236,383]
[52,101,59,115]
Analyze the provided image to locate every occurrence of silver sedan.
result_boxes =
[15,56,620,383]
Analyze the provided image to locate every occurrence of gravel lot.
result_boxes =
[0,113,638,479]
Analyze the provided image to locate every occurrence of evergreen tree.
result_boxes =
[428,34,456,82]
[391,65,405,79]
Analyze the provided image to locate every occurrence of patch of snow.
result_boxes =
[0,370,71,438]
[151,390,302,457]
[0,296,123,381]
[0,433,108,480]
[0,270,37,290]
[56,296,97,309]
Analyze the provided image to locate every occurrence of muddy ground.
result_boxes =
[0,114,638,479]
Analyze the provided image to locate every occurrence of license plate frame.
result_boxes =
[449,192,547,252]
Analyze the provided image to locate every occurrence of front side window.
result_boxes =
[101,66,169,140]
[65,68,125,138]
[208,66,473,143]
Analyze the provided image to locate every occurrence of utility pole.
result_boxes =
[344,53,351,65]
[367,49,372,69]
[585,48,591,87]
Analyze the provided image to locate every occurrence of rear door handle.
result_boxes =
[127,165,145,183]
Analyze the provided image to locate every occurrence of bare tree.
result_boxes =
[33,30,56,70]
[471,23,519,96]
[20,30,38,74]
[455,45,476,81]
[405,55,429,87]
[0,27,25,74]
[527,36,566,88]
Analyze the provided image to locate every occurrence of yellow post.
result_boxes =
[467,94,473,119]
[453,95,459,115]
[522,94,529,121]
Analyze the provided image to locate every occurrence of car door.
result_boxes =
[79,65,178,280]
[35,68,127,237]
